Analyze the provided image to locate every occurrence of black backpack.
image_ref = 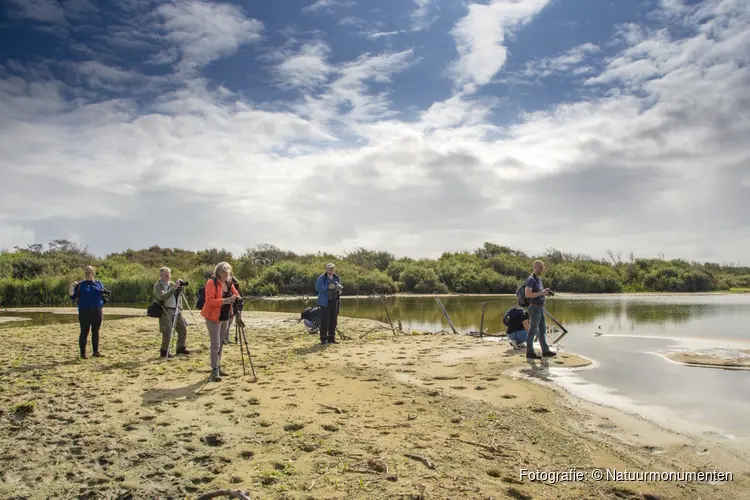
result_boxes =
[516,275,539,307]
[195,278,218,309]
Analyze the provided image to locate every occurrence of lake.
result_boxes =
[3,293,750,443]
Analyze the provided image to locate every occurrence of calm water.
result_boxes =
[3,294,750,441]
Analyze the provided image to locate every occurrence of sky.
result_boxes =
[0,0,749,264]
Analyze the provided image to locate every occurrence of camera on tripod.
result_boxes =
[175,279,189,287]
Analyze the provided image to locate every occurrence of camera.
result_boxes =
[233,296,244,314]
[100,288,111,304]
[547,290,555,296]
[176,279,189,287]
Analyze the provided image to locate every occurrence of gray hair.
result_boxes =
[159,266,171,274]
[214,261,232,277]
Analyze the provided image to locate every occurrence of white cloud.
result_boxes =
[155,0,264,76]
[301,0,352,14]
[411,0,433,31]
[521,43,601,78]
[450,0,551,93]
[5,0,66,24]
[1,0,750,265]
[273,41,332,90]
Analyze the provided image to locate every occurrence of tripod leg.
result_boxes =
[237,321,246,375]
[166,305,180,360]
[180,294,199,327]
[243,327,257,382]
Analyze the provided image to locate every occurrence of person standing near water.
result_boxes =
[68,265,107,359]
[315,263,341,345]
[524,260,556,359]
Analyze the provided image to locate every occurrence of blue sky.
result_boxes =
[1,0,749,264]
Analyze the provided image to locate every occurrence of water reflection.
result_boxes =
[241,294,750,339]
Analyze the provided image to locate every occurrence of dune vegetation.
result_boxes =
[1,240,749,306]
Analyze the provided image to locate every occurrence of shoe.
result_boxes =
[160,349,168,358]
[509,340,519,350]
[210,369,222,382]
[518,343,526,348]
[80,354,87,359]
[320,339,328,345]
[93,352,103,357]
[328,339,339,344]
[176,347,190,355]
[542,351,557,357]
[526,352,541,360]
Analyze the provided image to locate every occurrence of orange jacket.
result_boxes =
[200,278,239,323]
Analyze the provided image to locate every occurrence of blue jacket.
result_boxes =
[315,272,341,307]
[70,280,105,310]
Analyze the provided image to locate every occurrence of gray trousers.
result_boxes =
[159,310,187,351]
[205,319,229,370]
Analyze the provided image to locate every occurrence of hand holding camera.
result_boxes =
[223,295,237,304]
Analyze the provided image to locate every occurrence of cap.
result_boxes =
[326,263,335,269]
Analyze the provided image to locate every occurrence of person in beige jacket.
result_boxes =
[154,266,190,358]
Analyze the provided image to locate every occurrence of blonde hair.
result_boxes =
[214,261,232,277]
[533,260,545,269]
[84,265,95,274]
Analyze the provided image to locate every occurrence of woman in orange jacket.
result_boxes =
[201,261,239,381]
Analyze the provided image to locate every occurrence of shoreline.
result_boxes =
[1,289,747,312]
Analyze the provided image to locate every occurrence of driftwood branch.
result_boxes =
[319,403,344,414]
[380,295,398,338]
[434,296,458,334]
[196,490,252,500]
[404,453,435,469]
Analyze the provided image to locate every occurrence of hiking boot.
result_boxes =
[542,351,557,358]
[509,340,519,350]
[328,338,339,344]
[176,347,190,355]
[93,352,104,357]
[210,369,222,382]
[80,353,87,359]
[160,349,168,358]
[526,352,541,360]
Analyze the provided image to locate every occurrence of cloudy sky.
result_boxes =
[1,0,749,264]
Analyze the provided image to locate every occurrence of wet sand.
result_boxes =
[1,312,748,499]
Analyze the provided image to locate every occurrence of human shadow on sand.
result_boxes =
[140,376,218,406]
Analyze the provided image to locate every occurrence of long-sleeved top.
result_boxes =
[70,280,105,310]
[315,272,341,307]
[154,280,179,309]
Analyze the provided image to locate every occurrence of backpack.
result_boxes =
[195,278,218,309]
[516,284,530,307]
[516,275,540,307]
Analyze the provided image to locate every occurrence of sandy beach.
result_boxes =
[1,311,748,499]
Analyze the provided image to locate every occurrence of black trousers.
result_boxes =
[79,307,103,355]
[319,303,338,342]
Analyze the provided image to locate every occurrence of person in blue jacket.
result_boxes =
[315,263,341,345]
[68,265,108,358]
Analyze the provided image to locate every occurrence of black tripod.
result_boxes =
[232,310,257,381]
